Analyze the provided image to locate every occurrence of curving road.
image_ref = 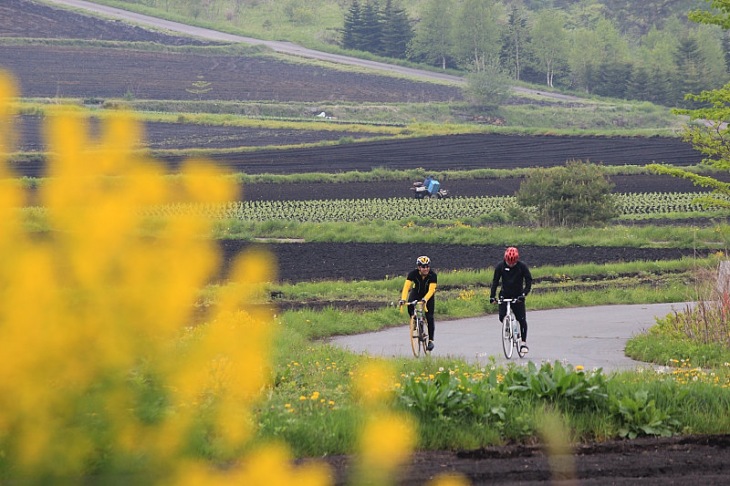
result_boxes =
[329,303,690,372]
[43,0,580,101]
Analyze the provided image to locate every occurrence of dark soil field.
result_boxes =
[4,2,729,483]
[220,240,711,285]
[9,129,704,178]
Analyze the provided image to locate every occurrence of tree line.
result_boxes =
[340,0,729,107]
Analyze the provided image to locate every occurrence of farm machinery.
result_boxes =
[411,176,449,199]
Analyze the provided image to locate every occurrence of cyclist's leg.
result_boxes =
[425,298,435,350]
[407,291,418,315]
[513,303,527,341]
[498,302,507,322]
[406,302,415,317]
[425,312,435,348]
[425,303,435,341]
[513,303,529,352]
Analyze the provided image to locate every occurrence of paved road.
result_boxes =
[329,303,690,372]
[44,0,581,101]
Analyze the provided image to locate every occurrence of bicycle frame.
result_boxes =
[405,300,430,357]
[498,297,525,359]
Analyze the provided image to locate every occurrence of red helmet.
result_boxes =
[504,247,519,266]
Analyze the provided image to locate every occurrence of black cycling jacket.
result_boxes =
[490,260,532,299]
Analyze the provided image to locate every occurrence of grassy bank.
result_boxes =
[246,255,730,455]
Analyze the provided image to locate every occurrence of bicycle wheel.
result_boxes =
[512,313,526,358]
[409,316,420,357]
[420,320,431,355]
[502,315,514,359]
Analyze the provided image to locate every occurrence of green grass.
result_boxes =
[226,254,730,454]
[210,220,730,249]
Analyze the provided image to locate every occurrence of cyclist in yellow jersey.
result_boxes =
[398,256,438,351]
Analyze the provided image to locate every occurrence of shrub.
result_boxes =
[516,160,618,226]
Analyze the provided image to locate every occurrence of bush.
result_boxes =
[516,160,618,226]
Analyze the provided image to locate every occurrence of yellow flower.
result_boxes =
[357,412,415,473]
[353,360,396,405]
[0,72,293,482]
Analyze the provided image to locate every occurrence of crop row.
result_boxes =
[147,192,729,222]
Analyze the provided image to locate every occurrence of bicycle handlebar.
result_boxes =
[398,299,425,313]
[497,297,523,304]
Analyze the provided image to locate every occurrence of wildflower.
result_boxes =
[353,360,396,405]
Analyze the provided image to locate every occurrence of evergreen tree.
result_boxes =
[673,36,705,107]
[380,0,413,59]
[647,66,675,106]
[360,1,384,54]
[626,65,651,101]
[595,60,632,98]
[342,0,363,51]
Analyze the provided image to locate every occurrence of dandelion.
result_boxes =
[353,360,396,405]
[356,412,415,482]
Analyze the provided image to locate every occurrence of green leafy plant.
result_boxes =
[516,160,618,226]
[397,370,508,426]
[610,390,680,439]
[502,361,609,411]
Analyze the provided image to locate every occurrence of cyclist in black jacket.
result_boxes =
[490,247,533,354]
[398,255,438,351]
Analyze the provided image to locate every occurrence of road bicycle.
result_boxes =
[404,300,430,357]
[498,297,527,359]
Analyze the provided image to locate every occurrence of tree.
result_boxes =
[688,0,730,29]
[602,0,698,37]
[516,160,617,227]
[462,62,512,109]
[649,0,730,208]
[502,5,530,80]
[626,65,652,101]
[594,60,633,98]
[528,9,568,88]
[672,36,706,108]
[342,0,364,50]
[451,0,504,72]
[380,0,413,59]
[569,17,629,94]
[360,0,383,54]
[407,0,455,69]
